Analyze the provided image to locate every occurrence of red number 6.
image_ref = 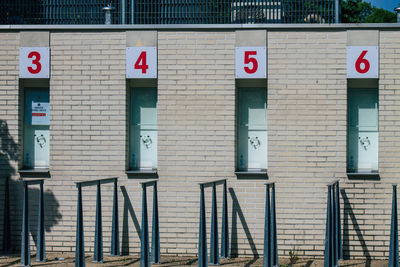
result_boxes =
[27,51,42,74]
[355,50,370,74]
[244,51,258,74]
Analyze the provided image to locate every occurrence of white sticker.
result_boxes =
[19,47,50,78]
[235,46,267,79]
[347,46,379,79]
[126,47,157,78]
[32,101,50,125]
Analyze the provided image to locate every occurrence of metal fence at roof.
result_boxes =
[0,0,339,25]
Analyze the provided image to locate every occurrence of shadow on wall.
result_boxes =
[0,119,62,253]
[229,188,259,266]
[341,189,371,266]
[120,186,141,255]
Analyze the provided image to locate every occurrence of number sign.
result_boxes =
[347,46,378,79]
[126,47,157,78]
[19,47,50,78]
[236,47,267,79]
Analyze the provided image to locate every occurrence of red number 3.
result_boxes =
[27,51,42,74]
[244,51,258,74]
[134,51,149,74]
[355,50,370,74]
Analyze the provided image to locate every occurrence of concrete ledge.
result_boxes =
[2,23,400,31]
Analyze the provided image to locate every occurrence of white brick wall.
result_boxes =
[0,28,399,259]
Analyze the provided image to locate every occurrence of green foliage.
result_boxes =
[341,0,396,23]
[289,250,298,265]
[364,8,397,23]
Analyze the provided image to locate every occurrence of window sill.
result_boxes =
[19,168,50,178]
[347,172,380,180]
[126,169,158,179]
[235,170,268,179]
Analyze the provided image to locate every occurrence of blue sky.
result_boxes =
[363,0,398,11]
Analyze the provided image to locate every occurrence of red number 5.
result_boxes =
[355,50,370,74]
[244,51,258,74]
[134,51,149,74]
[27,51,42,74]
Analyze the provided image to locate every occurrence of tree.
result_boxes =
[341,0,396,23]
[364,8,396,23]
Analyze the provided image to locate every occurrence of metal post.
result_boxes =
[93,181,103,263]
[75,183,85,267]
[111,179,120,256]
[141,184,149,267]
[263,184,271,267]
[36,181,45,262]
[335,182,342,260]
[324,185,333,267]
[121,0,126,24]
[331,185,337,267]
[271,184,278,266]
[20,181,30,267]
[210,182,219,265]
[335,0,340,23]
[220,180,229,259]
[151,182,160,264]
[389,184,399,267]
[2,177,11,254]
[198,184,207,267]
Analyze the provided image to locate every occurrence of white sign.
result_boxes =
[126,47,157,78]
[347,46,379,79]
[32,101,50,125]
[20,47,50,78]
[235,46,267,79]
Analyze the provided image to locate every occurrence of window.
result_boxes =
[237,87,267,171]
[129,87,158,170]
[347,88,378,173]
[23,88,50,169]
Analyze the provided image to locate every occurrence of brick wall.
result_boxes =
[0,27,398,259]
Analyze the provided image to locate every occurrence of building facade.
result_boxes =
[0,24,399,259]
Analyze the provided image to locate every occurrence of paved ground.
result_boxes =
[0,253,389,266]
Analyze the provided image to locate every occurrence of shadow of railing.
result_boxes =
[229,188,259,266]
[341,188,371,266]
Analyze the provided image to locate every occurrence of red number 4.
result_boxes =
[244,51,258,74]
[134,51,149,74]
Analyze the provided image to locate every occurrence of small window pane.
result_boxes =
[24,88,50,169]
[130,87,157,170]
[347,88,378,173]
[237,87,267,171]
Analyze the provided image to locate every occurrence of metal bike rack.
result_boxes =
[264,182,278,267]
[324,180,342,267]
[140,180,160,267]
[75,177,120,267]
[20,179,46,266]
[198,179,229,267]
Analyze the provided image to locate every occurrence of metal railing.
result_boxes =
[75,177,120,267]
[323,180,342,267]
[264,182,278,267]
[198,179,229,267]
[20,179,46,267]
[140,180,160,267]
[389,184,398,267]
[1,0,339,25]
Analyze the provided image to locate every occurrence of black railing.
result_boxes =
[1,0,339,25]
